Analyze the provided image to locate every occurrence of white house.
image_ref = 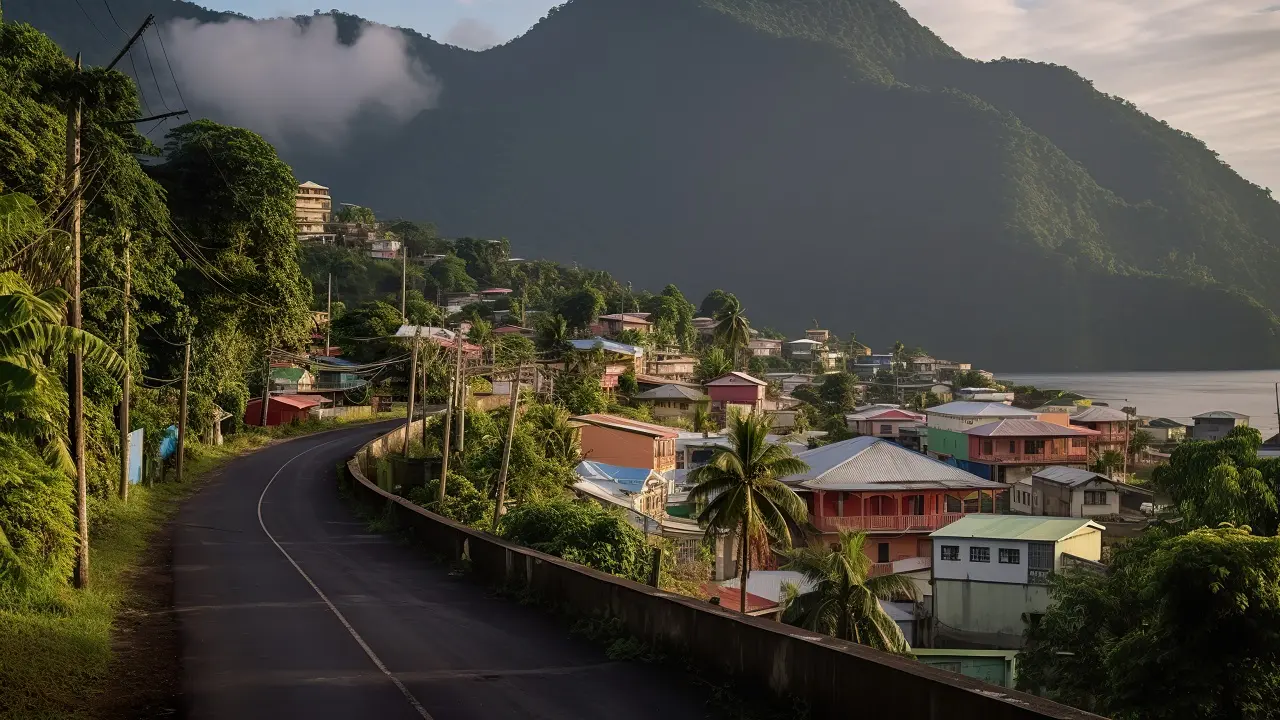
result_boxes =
[1029,466,1122,517]
[930,515,1104,649]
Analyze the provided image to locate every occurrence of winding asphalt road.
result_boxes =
[174,423,709,719]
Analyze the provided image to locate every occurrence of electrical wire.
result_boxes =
[99,0,128,34]
[153,22,189,110]
[138,31,173,113]
[72,0,111,43]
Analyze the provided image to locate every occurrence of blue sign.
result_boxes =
[128,428,144,484]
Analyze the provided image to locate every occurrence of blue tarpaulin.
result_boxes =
[158,424,178,460]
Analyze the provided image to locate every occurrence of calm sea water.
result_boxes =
[995,370,1280,438]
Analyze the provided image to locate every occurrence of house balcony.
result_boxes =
[816,513,964,534]
[969,450,1088,465]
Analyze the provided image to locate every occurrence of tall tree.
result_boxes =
[698,289,737,318]
[558,286,606,332]
[688,411,809,613]
[1152,426,1280,535]
[536,313,571,358]
[780,530,918,653]
[429,255,477,293]
[694,345,733,384]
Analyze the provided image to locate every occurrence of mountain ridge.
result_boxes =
[9,0,1280,370]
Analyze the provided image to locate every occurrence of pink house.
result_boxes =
[705,372,767,421]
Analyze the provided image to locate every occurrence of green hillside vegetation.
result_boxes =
[10,0,1280,369]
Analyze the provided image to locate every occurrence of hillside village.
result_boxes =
[269,181,1278,693]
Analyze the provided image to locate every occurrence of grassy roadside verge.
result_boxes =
[0,410,400,720]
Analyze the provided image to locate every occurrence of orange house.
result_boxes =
[570,414,679,474]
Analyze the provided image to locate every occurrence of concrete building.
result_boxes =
[632,384,708,423]
[599,313,652,337]
[930,516,1104,649]
[1142,417,1188,444]
[1191,410,1250,440]
[368,238,402,260]
[295,181,334,242]
[570,414,679,474]
[784,338,822,360]
[645,352,697,381]
[781,436,1007,563]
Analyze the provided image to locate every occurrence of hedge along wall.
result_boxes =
[342,433,1102,720]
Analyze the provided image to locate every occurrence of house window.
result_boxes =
[1084,490,1108,505]
[999,548,1021,564]
[1028,542,1053,584]
[880,424,893,435]
[1024,439,1045,455]
[1008,440,1017,453]
[970,546,991,563]
[982,440,993,455]
[1072,437,1087,448]
[941,545,960,561]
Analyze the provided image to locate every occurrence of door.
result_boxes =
[877,542,890,563]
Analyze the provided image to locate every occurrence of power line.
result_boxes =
[138,31,173,113]
[72,0,111,43]
[153,22,189,110]
[100,0,128,34]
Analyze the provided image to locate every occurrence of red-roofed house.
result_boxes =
[847,407,926,439]
[705,371,767,421]
[244,395,323,427]
[699,583,779,616]
[570,414,679,474]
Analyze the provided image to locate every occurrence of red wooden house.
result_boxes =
[244,395,322,427]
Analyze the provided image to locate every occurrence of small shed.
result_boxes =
[244,395,322,427]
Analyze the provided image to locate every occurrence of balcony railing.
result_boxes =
[970,451,1087,464]
[817,513,964,533]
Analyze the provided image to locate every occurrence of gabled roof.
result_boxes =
[930,515,1104,541]
[784,437,1006,492]
[1146,417,1189,429]
[568,337,644,357]
[706,371,767,387]
[570,414,680,439]
[847,408,926,423]
[633,384,708,402]
[268,395,322,409]
[1032,466,1114,488]
[599,313,652,325]
[927,401,1038,418]
[1193,410,1250,420]
[1070,406,1129,423]
[965,419,1099,437]
[786,338,823,346]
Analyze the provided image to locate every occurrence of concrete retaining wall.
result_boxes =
[343,431,1102,720]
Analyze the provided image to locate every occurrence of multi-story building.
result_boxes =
[1067,405,1131,453]
[645,351,697,381]
[631,384,708,423]
[295,181,334,242]
[705,371,767,421]
[963,419,1098,487]
[1191,410,1250,440]
[782,436,1007,563]
[570,414,679,474]
[925,401,1041,465]
[747,338,782,357]
[930,516,1104,649]
[368,238,402,260]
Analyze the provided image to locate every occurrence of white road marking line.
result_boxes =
[257,437,434,719]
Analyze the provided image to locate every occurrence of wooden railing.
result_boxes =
[817,513,964,533]
[970,451,1088,464]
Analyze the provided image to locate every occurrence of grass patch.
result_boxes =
[0,412,396,720]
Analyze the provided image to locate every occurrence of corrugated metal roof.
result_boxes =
[1193,410,1250,420]
[570,414,681,438]
[1032,466,1112,488]
[633,384,708,401]
[269,395,322,409]
[567,337,644,357]
[599,313,652,324]
[1070,406,1129,423]
[1146,417,1188,429]
[847,408,926,422]
[785,437,1006,491]
[965,419,1099,437]
[575,461,658,493]
[926,401,1038,418]
[706,371,767,386]
[930,515,1104,541]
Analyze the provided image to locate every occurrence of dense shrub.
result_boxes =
[498,498,649,582]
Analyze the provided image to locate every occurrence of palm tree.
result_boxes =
[0,271,125,470]
[780,530,919,653]
[523,402,580,464]
[688,410,809,614]
[1092,448,1125,478]
[712,296,751,370]
[693,345,734,384]
[536,313,570,358]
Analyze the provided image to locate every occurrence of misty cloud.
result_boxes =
[162,15,440,146]
[444,18,500,50]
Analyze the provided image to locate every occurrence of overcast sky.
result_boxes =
[204,0,1280,189]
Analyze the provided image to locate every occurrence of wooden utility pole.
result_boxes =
[404,327,421,456]
[118,238,131,501]
[259,349,271,427]
[176,332,191,482]
[400,247,408,320]
[438,335,460,506]
[65,53,89,589]
[455,332,466,455]
[492,364,526,527]
[106,15,154,70]
[325,273,332,356]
